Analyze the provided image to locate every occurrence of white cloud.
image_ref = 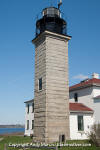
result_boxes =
[73,74,89,80]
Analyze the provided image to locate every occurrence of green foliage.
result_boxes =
[89,124,100,146]
[0,136,32,150]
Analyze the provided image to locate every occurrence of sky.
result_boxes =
[0,0,100,124]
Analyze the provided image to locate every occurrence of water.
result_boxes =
[0,128,25,134]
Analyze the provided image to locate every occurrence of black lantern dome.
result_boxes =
[36,7,67,36]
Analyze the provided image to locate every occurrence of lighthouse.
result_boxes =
[32,2,71,143]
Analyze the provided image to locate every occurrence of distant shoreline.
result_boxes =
[0,132,24,136]
[0,128,25,135]
[0,125,25,128]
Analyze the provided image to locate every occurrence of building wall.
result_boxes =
[92,86,100,123]
[33,34,47,142]
[69,87,94,108]
[69,85,100,124]
[25,103,34,136]
[93,99,100,123]
[45,32,70,143]
[70,112,94,140]
[92,86,100,97]
[33,31,70,143]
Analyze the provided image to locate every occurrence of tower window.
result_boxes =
[27,120,29,130]
[27,104,29,113]
[74,93,78,102]
[32,120,34,129]
[39,78,42,91]
[32,103,34,113]
[78,116,84,131]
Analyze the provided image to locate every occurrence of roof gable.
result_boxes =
[69,103,93,112]
[69,78,100,91]
[24,99,34,103]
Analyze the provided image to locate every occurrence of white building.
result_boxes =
[24,99,34,136]
[24,100,94,140]
[69,103,94,140]
[69,73,100,123]
[94,95,100,123]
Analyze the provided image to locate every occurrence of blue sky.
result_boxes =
[0,0,100,124]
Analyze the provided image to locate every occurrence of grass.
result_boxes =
[0,135,100,150]
[0,135,32,150]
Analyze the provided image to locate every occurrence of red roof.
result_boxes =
[69,103,93,112]
[69,78,100,91]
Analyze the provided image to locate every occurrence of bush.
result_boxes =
[89,124,100,146]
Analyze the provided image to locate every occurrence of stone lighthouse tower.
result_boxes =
[32,3,71,143]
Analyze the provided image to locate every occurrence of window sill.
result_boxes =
[38,89,42,92]
[78,131,85,134]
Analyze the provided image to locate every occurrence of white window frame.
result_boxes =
[77,115,84,131]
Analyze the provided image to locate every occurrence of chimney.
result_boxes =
[92,73,99,79]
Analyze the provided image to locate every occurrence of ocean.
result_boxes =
[0,128,25,134]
